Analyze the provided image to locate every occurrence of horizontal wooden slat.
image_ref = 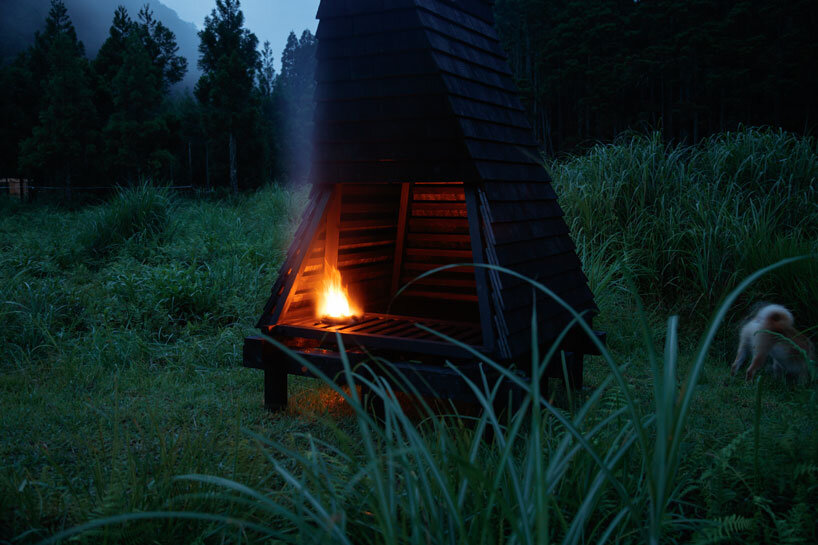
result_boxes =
[316,136,468,161]
[339,266,392,283]
[490,218,570,245]
[340,183,403,196]
[339,218,398,230]
[483,181,556,201]
[441,74,523,111]
[406,233,471,249]
[408,218,470,234]
[399,276,476,289]
[431,50,517,94]
[405,248,473,259]
[494,235,576,266]
[402,262,475,273]
[340,233,397,250]
[317,9,426,39]
[411,202,468,217]
[311,160,475,184]
[274,312,483,358]
[502,278,595,316]
[316,28,429,60]
[412,187,465,200]
[340,201,400,214]
[489,201,564,222]
[416,10,501,54]
[337,249,393,267]
[474,161,550,183]
[490,253,583,290]
[448,96,532,129]
[398,289,478,303]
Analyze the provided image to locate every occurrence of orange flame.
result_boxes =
[317,261,361,319]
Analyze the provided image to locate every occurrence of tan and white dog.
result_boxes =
[731,303,815,382]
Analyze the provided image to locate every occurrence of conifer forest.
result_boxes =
[1,0,816,192]
[0,0,317,194]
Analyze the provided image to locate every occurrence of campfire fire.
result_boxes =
[317,261,361,322]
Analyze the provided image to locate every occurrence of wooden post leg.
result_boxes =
[264,367,288,411]
[359,384,385,422]
[492,380,524,422]
[566,353,584,391]
[484,380,525,442]
[538,374,550,402]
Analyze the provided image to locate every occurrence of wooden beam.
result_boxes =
[243,337,527,409]
[272,323,481,360]
[325,185,342,269]
[263,187,332,327]
[391,182,412,296]
[264,366,288,411]
[465,184,497,355]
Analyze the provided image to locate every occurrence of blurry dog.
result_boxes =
[731,303,815,383]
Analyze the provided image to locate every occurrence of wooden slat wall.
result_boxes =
[340,184,401,312]
[413,0,599,357]
[257,187,333,327]
[392,182,480,324]
[281,184,401,322]
[478,185,597,356]
[295,0,599,359]
[283,227,326,320]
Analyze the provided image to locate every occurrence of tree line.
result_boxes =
[4,0,816,194]
[0,0,316,195]
[494,0,818,155]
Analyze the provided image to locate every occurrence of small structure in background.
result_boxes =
[3,179,30,200]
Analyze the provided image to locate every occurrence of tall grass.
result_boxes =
[2,129,817,544]
[78,182,175,257]
[550,127,818,322]
[39,259,813,545]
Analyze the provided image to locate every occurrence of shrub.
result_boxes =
[79,183,173,258]
[551,127,818,323]
[0,278,83,366]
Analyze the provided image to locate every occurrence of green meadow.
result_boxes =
[1,128,817,544]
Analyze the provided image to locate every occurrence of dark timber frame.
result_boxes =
[243,0,603,412]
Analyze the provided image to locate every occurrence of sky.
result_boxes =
[161,0,320,70]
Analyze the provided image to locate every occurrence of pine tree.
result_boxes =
[173,92,205,186]
[137,5,187,93]
[257,40,279,182]
[102,30,169,182]
[257,40,276,98]
[12,0,88,174]
[277,29,316,182]
[93,5,187,184]
[195,0,259,193]
[18,3,97,199]
[0,53,39,175]
[94,6,134,83]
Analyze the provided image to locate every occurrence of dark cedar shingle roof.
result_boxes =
[312,0,596,358]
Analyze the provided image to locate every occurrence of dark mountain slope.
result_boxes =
[1,0,201,91]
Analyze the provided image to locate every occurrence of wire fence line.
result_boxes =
[1,180,195,196]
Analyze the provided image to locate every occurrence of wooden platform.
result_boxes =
[243,335,530,412]
[273,312,484,360]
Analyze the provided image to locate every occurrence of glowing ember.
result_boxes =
[317,261,361,320]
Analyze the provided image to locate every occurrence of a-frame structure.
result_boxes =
[244,0,600,409]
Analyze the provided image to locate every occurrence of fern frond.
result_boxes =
[691,514,754,544]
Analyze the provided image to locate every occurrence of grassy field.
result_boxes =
[1,128,817,544]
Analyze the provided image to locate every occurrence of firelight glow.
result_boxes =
[317,261,361,320]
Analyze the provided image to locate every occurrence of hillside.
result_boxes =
[0,0,201,91]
